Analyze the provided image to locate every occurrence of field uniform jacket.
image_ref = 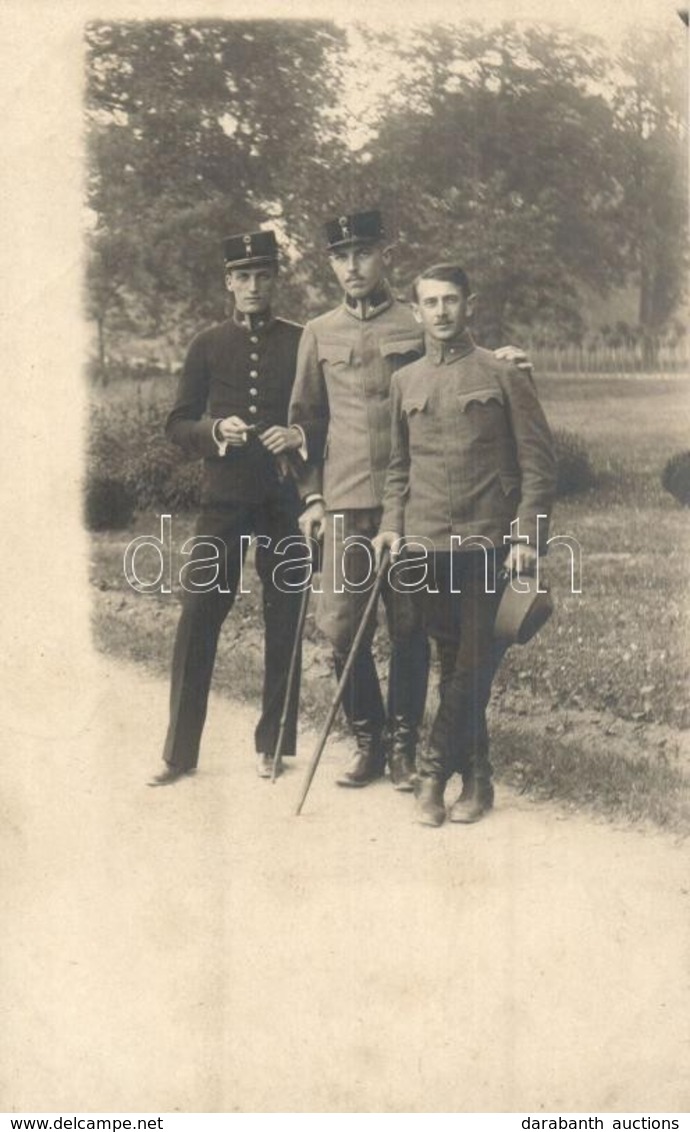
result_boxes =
[166,309,312,507]
[288,287,424,510]
[380,331,557,552]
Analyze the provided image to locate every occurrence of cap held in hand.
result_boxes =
[494,571,553,645]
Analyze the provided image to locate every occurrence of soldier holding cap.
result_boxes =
[149,229,314,786]
[373,263,556,826]
[290,212,533,793]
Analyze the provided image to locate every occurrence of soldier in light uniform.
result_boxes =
[290,210,430,790]
[374,263,557,826]
[149,229,314,786]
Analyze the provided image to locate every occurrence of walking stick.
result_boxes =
[272,550,312,783]
[295,548,390,816]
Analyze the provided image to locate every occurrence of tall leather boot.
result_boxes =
[448,753,494,823]
[387,716,417,792]
[336,719,386,787]
[415,776,446,826]
[414,744,446,826]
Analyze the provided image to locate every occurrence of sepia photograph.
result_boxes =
[1,0,689,1117]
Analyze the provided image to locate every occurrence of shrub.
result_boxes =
[661,450,690,507]
[85,476,136,531]
[86,393,202,516]
[133,444,203,511]
[553,428,597,497]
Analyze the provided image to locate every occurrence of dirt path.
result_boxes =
[3,658,689,1113]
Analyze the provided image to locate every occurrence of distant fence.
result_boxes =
[91,341,690,385]
[527,342,689,375]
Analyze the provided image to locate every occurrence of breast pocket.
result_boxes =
[380,337,424,369]
[318,340,353,373]
[401,393,432,450]
[402,393,429,418]
[367,337,421,397]
[456,386,506,440]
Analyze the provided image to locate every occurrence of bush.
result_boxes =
[133,444,203,511]
[86,393,202,517]
[85,476,136,531]
[553,428,597,497]
[661,450,690,507]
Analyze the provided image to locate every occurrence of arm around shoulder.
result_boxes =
[500,364,557,549]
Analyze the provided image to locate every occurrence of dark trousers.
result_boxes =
[318,509,430,731]
[416,551,505,782]
[163,499,307,771]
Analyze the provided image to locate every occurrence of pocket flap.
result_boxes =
[380,336,424,358]
[457,387,504,412]
[319,340,352,366]
[402,393,429,415]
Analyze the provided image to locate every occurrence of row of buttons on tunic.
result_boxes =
[249,338,260,414]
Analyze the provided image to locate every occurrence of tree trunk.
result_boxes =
[97,316,108,385]
[638,269,659,370]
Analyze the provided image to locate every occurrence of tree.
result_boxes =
[85,19,687,360]
[85,21,348,351]
[613,27,688,365]
[350,23,627,343]
[84,228,145,374]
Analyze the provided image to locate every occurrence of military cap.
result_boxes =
[223,229,279,269]
[325,209,385,249]
[494,572,553,645]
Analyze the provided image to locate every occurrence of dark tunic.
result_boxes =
[167,312,304,506]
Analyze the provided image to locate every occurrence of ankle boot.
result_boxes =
[448,768,494,823]
[415,776,446,826]
[336,719,385,787]
[387,716,417,792]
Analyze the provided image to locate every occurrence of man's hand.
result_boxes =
[259,424,303,455]
[371,530,401,569]
[218,415,250,447]
[505,543,538,577]
[299,500,325,541]
[494,344,532,372]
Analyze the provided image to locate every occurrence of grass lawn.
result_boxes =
[538,372,690,497]
[89,371,690,830]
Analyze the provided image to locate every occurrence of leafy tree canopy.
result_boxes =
[85,19,687,363]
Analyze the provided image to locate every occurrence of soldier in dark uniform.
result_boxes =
[149,229,313,786]
[374,263,557,826]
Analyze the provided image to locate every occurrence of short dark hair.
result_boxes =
[412,263,472,301]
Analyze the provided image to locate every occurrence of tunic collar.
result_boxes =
[343,282,393,321]
[426,329,475,365]
[233,307,274,332]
